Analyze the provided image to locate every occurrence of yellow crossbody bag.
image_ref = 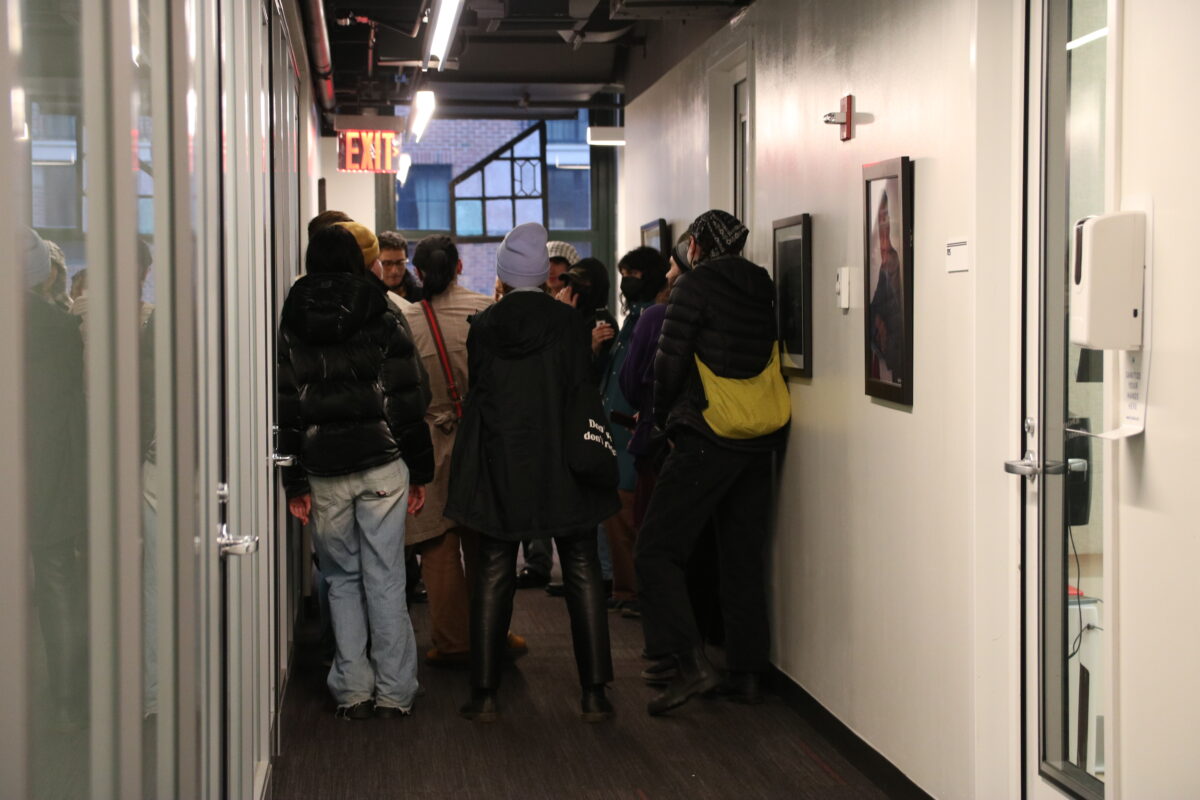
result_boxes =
[694,343,792,439]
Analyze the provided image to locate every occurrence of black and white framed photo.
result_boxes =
[862,156,914,405]
[640,218,670,257]
[773,213,812,378]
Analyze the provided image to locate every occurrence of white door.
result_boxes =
[214,0,276,797]
[1013,0,1117,797]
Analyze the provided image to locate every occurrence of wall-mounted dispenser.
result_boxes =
[1069,211,1147,350]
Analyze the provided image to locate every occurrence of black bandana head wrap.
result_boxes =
[687,209,749,262]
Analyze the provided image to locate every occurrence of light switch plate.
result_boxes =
[946,239,969,273]
[836,266,851,309]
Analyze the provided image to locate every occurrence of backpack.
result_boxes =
[694,343,791,439]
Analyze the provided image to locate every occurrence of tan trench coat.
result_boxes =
[401,283,493,545]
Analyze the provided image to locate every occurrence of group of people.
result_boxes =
[280,207,789,723]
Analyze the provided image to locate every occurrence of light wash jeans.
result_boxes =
[309,458,419,710]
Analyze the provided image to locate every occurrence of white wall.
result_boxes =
[622,1,1024,797]
[1114,2,1200,796]
[317,137,377,230]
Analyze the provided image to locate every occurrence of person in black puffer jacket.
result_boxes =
[278,225,433,720]
[446,222,617,724]
[636,209,788,716]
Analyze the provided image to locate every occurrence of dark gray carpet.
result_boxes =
[272,588,891,800]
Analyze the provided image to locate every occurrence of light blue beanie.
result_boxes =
[23,228,50,290]
[496,222,549,289]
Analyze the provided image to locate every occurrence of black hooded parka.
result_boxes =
[445,289,620,540]
[277,272,433,498]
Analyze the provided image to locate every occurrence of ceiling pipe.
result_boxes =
[305,0,336,110]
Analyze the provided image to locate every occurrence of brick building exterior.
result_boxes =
[394,118,533,295]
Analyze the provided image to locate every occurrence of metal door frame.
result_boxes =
[1021,0,1124,796]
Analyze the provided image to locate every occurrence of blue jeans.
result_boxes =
[309,458,419,709]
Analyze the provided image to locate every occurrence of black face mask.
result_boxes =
[620,276,644,301]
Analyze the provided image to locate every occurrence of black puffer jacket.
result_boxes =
[278,272,433,498]
[445,290,620,540]
[26,294,88,547]
[654,255,786,451]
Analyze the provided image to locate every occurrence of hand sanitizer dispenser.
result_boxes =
[1070,211,1146,350]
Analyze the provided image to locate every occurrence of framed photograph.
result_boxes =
[862,156,914,405]
[773,213,812,378]
[640,218,670,257]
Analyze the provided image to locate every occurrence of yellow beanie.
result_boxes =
[334,221,380,268]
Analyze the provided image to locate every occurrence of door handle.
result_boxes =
[1042,458,1088,476]
[271,453,295,468]
[1004,451,1040,481]
[217,522,259,557]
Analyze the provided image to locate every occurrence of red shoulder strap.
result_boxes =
[420,300,464,419]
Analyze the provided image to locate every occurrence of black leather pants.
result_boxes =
[471,530,613,689]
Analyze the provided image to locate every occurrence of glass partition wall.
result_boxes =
[3,0,191,796]
[1,0,300,796]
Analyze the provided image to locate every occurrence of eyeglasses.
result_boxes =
[380,259,408,268]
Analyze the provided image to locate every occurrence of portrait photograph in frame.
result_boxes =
[862,156,914,405]
[640,218,670,257]
[773,213,812,378]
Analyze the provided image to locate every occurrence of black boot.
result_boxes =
[647,647,720,716]
[580,684,614,723]
[459,688,499,723]
[716,671,764,705]
[640,657,677,685]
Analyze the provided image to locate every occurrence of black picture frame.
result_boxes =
[862,156,914,405]
[640,218,670,257]
[773,213,813,378]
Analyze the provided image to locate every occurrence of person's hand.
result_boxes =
[555,285,578,307]
[288,493,312,525]
[591,323,615,354]
[408,485,426,515]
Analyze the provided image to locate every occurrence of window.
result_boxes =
[30,105,81,230]
[452,123,547,239]
[546,111,591,230]
[546,114,588,144]
[734,78,749,222]
[548,167,590,230]
[396,164,452,230]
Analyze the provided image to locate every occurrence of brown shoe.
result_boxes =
[506,632,528,656]
[425,648,470,667]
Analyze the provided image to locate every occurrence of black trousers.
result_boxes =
[32,539,88,710]
[635,430,773,672]
[471,530,613,689]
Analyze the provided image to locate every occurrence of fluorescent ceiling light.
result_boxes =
[586,126,625,146]
[1066,26,1108,51]
[397,153,413,186]
[427,0,465,71]
[411,90,436,142]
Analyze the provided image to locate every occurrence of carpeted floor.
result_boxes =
[272,586,892,800]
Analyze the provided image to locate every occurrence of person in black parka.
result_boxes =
[24,228,89,730]
[446,222,617,723]
[636,209,788,717]
[279,225,433,719]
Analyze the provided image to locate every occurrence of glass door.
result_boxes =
[1014,0,1114,797]
[2,0,205,796]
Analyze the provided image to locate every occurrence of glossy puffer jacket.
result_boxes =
[277,272,433,498]
[653,254,787,451]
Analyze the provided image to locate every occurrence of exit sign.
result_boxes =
[338,130,401,173]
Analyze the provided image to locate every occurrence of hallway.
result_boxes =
[274,587,891,800]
